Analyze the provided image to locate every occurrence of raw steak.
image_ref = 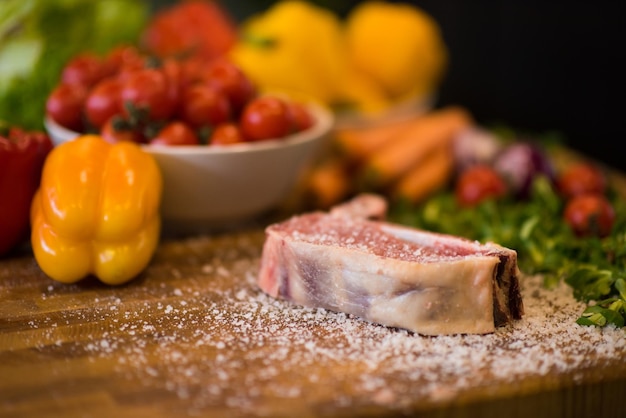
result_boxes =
[258,194,524,335]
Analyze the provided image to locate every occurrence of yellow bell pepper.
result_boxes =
[229,0,368,107]
[30,135,162,285]
[230,0,343,103]
[345,1,448,101]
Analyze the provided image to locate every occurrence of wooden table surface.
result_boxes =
[2,148,626,418]
[2,225,626,418]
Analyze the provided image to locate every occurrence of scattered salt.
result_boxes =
[17,233,626,417]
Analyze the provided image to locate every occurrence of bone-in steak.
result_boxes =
[258,194,524,335]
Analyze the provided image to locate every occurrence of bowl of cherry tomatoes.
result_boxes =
[44,47,334,233]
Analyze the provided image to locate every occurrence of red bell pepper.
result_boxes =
[141,0,237,61]
[0,125,53,256]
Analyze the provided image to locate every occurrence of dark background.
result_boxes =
[397,0,625,172]
[157,0,625,171]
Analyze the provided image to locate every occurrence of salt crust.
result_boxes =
[21,234,626,416]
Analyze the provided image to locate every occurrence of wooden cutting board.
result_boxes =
[1,226,625,418]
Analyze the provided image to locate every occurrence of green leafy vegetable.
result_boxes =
[0,0,148,129]
[390,171,626,329]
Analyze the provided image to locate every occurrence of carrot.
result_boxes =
[334,115,424,161]
[392,143,455,203]
[304,157,352,209]
[361,106,473,188]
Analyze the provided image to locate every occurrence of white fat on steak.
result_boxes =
[258,194,524,335]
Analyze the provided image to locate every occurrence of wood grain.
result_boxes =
[1,229,625,418]
[2,146,626,418]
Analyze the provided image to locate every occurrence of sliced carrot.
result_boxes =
[304,157,352,209]
[392,144,455,203]
[361,106,473,188]
[334,115,424,161]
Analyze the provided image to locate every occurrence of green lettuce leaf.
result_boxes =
[0,0,148,129]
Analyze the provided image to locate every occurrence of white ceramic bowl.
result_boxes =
[44,102,334,234]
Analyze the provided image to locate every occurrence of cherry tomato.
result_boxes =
[61,53,106,88]
[288,101,314,133]
[85,78,123,129]
[149,121,199,146]
[179,84,231,129]
[204,57,256,114]
[557,162,606,199]
[564,193,615,238]
[180,56,209,86]
[102,44,145,77]
[209,122,247,146]
[239,96,292,142]
[120,68,175,122]
[455,165,508,207]
[160,58,186,113]
[45,83,87,132]
[100,116,145,144]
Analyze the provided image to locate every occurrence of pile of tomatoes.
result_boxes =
[45,46,315,146]
[453,158,616,238]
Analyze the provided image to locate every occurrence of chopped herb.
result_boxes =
[389,174,626,328]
